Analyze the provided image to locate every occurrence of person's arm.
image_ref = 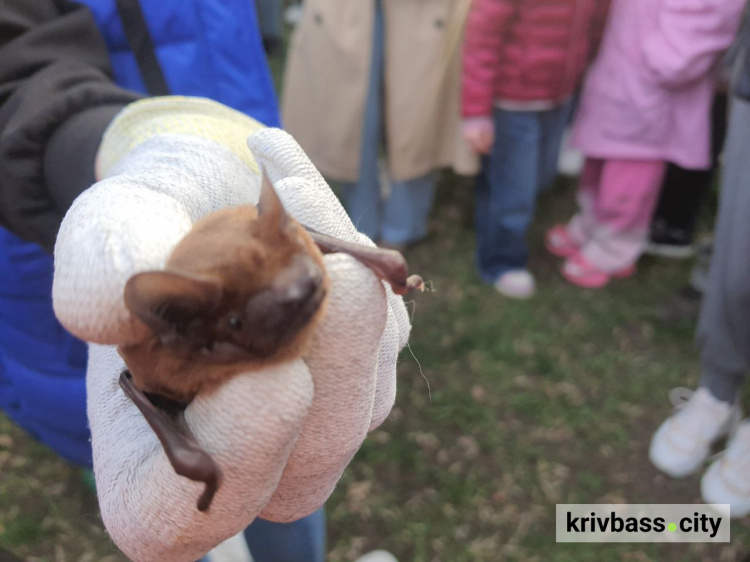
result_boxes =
[0,0,140,251]
[641,0,745,88]
[460,0,517,154]
[460,0,518,118]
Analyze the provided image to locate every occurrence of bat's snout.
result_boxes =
[283,268,322,308]
[270,254,326,318]
[243,254,326,354]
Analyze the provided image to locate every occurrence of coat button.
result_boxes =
[434,19,444,29]
[314,13,323,24]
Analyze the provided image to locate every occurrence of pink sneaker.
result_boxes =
[545,225,580,258]
[561,253,636,289]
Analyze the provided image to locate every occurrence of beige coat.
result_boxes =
[282,0,478,183]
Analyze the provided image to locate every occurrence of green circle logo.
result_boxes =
[668,523,677,532]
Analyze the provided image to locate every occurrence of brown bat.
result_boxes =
[118,169,423,511]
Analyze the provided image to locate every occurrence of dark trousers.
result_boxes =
[650,93,728,241]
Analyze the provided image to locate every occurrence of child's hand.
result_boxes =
[462,116,495,155]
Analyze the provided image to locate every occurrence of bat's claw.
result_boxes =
[196,473,220,512]
[405,274,425,294]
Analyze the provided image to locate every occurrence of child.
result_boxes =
[461,0,611,298]
[546,0,744,289]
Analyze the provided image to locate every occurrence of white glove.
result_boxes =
[52,99,411,561]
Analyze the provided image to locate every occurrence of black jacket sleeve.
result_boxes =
[0,0,141,252]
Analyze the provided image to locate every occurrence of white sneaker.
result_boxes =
[701,420,750,518]
[649,387,740,478]
[494,270,535,299]
[355,551,399,562]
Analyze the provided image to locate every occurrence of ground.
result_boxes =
[2,175,749,561]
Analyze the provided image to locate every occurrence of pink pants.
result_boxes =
[568,158,667,273]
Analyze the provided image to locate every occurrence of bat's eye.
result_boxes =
[227,315,243,331]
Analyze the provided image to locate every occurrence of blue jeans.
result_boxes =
[200,508,325,562]
[340,0,435,245]
[475,101,573,283]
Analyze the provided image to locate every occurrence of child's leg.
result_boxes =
[696,96,750,404]
[649,99,750,487]
[649,94,728,249]
[381,172,436,245]
[581,159,667,273]
[566,158,605,246]
[475,108,542,283]
[537,98,576,193]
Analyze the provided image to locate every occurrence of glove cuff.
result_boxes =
[97,96,265,178]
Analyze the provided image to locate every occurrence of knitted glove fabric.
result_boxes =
[52,98,410,561]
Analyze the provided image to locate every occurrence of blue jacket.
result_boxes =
[80,0,280,128]
[0,0,280,467]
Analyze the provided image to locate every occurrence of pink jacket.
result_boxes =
[572,0,745,169]
[461,0,611,117]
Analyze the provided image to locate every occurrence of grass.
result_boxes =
[2,175,749,561]
[323,176,750,562]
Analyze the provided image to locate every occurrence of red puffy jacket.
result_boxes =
[461,0,611,117]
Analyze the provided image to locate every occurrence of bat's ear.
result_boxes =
[257,164,289,232]
[124,270,223,334]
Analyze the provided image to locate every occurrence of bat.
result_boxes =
[117,169,424,511]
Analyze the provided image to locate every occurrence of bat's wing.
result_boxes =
[119,370,221,511]
[304,228,424,296]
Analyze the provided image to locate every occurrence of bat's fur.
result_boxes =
[119,175,328,403]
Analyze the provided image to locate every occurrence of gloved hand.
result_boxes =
[52,97,411,562]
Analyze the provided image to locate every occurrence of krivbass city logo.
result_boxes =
[556,504,730,543]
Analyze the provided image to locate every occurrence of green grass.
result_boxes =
[322,176,750,561]
[0,420,122,561]
[3,177,749,561]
